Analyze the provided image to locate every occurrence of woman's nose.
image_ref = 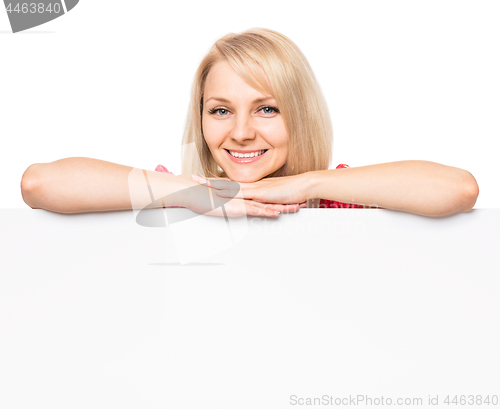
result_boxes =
[230,115,257,143]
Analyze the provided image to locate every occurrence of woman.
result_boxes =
[21,28,479,218]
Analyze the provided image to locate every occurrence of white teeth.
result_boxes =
[229,150,265,158]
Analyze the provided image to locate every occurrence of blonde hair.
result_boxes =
[180,27,333,179]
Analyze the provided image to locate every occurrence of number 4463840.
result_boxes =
[5,3,62,14]
[444,395,498,405]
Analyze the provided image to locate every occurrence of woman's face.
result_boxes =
[202,60,289,183]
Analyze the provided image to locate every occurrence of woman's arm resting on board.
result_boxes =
[306,160,479,217]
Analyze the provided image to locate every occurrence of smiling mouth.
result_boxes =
[224,148,269,164]
[224,149,268,158]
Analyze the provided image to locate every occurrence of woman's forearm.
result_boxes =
[306,160,479,217]
[20,157,197,214]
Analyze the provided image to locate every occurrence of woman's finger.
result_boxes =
[242,202,279,217]
[215,189,246,199]
[256,206,281,217]
[273,204,301,213]
[191,175,243,190]
[256,202,301,213]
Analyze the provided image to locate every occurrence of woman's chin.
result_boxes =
[231,177,259,183]
[225,171,262,183]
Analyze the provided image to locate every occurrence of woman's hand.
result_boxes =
[190,173,310,211]
[184,181,302,218]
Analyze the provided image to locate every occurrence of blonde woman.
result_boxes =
[21,28,479,218]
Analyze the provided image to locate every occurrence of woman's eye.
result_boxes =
[208,108,230,116]
[260,106,279,115]
[213,108,229,116]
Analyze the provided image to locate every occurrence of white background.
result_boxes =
[1,209,499,408]
[1,0,499,208]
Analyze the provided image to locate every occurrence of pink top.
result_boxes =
[154,163,363,209]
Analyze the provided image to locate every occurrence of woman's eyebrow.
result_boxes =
[205,96,275,104]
